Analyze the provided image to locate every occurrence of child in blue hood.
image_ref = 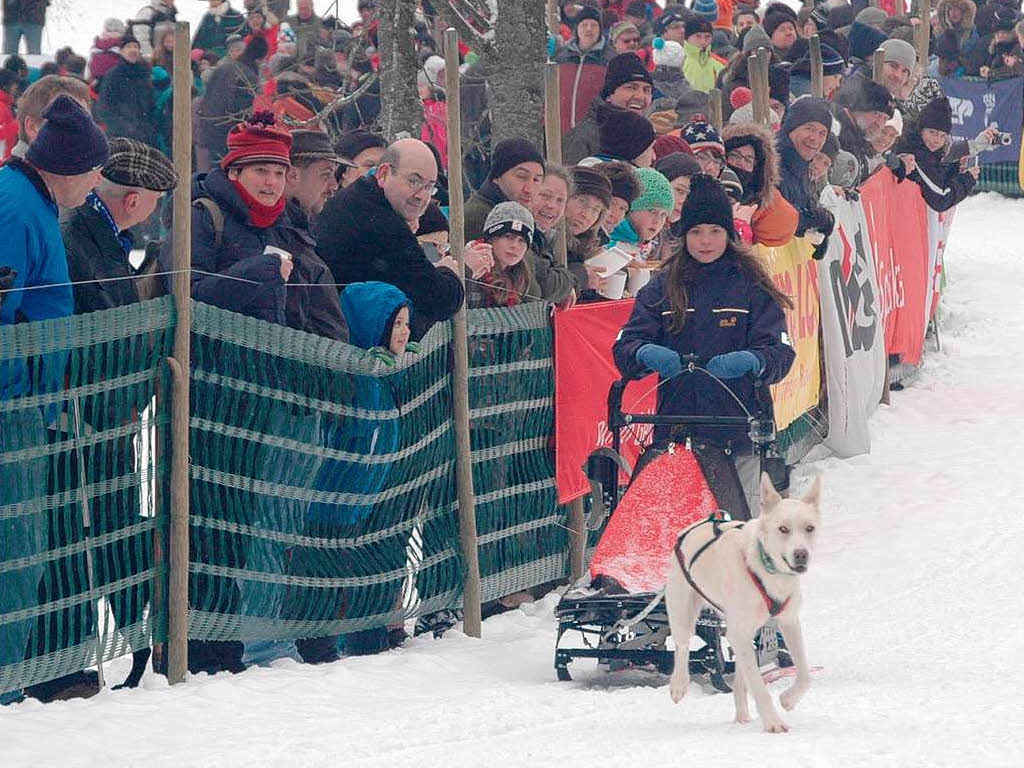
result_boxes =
[289,282,419,663]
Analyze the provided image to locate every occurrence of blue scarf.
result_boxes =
[87,191,134,259]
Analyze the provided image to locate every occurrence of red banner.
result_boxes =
[553,301,657,503]
[859,169,930,366]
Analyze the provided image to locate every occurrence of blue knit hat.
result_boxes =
[26,95,109,176]
[692,0,718,23]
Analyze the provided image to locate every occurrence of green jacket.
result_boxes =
[682,41,725,94]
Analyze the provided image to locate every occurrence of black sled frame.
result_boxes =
[554,371,783,689]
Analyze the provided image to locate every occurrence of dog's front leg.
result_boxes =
[731,653,752,723]
[778,617,810,712]
[665,576,701,703]
[728,622,787,733]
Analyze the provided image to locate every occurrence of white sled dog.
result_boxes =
[665,473,822,733]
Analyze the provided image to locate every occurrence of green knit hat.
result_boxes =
[629,167,675,213]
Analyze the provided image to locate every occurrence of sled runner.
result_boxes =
[554,371,786,689]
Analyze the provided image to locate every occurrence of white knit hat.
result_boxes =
[652,37,685,69]
[103,18,126,36]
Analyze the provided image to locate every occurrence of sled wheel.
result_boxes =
[556,665,572,682]
[709,671,732,694]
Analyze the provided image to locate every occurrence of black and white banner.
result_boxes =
[817,187,887,457]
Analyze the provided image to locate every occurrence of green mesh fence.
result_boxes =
[466,303,568,603]
[186,301,462,654]
[976,162,1023,196]
[1,298,173,696]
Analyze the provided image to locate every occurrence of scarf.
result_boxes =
[230,179,285,229]
[87,191,134,258]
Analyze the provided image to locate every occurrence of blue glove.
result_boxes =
[705,350,764,379]
[636,344,682,379]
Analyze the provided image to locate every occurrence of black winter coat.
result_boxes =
[613,257,795,450]
[895,132,978,212]
[777,132,820,235]
[97,60,157,146]
[282,198,348,342]
[62,201,141,314]
[200,57,259,160]
[315,175,464,341]
[2,0,48,25]
[834,107,874,187]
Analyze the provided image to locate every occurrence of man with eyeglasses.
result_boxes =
[316,137,465,340]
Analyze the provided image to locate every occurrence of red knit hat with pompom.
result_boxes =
[221,111,293,170]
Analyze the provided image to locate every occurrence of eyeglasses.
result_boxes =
[695,150,724,169]
[726,150,756,170]
[398,171,439,196]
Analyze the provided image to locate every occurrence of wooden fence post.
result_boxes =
[543,59,584,581]
[708,88,723,132]
[810,35,824,99]
[167,20,192,685]
[873,52,886,84]
[444,28,483,639]
[916,0,932,68]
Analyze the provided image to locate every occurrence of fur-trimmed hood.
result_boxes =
[936,0,977,36]
[721,121,781,208]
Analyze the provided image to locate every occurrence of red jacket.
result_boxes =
[0,90,18,161]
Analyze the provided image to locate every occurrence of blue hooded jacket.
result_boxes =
[308,282,412,527]
[340,281,410,350]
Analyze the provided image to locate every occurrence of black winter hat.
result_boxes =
[598,107,656,163]
[918,98,953,134]
[655,9,687,35]
[416,201,450,237]
[571,165,613,208]
[933,30,962,61]
[684,18,713,38]
[26,95,109,176]
[573,6,603,27]
[781,96,833,135]
[488,137,545,180]
[334,129,386,162]
[763,8,797,40]
[993,5,1019,32]
[845,78,895,118]
[601,52,654,99]
[675,173,737,240]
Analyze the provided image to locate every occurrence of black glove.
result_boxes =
[808,206,835,238]
[0,266,16,311]
[812,238,829,261]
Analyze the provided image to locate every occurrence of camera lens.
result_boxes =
[999,132,1013,146]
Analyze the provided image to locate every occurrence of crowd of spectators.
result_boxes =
[1,0,1015,702]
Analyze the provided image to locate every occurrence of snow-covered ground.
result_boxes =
[39,0,360,62]
[4,193,1024,766]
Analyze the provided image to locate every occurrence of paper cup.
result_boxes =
[599,271,627,300]
[627,268,651,295]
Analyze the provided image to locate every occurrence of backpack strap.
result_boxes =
[193,196,224,251]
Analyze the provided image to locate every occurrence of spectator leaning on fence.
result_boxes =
[315,138,465,341]
[162,111,295,325]
[63,138,178,315]
[0,99,108,705]
[281,129,349,342]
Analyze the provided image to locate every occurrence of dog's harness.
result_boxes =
[674,515,792,619]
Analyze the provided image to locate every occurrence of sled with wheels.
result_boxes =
[554,365,787,689]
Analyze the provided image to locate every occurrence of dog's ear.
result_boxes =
[760,472,782,512]
[801,475,822,509]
